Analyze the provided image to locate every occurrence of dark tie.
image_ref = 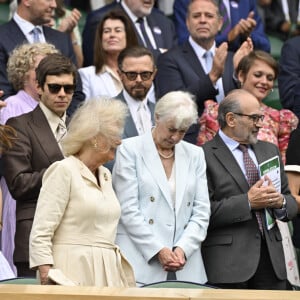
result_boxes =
[219,0,231,36]
[238,144,264,233]
[137,17,154,50]
[31,27,41,43]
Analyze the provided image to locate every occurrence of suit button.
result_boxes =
[149,219,154,225]
[187,202,191,206]
[150,196,155,202]
[255,233,260,239]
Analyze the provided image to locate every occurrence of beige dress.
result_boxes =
[30,156,135,287]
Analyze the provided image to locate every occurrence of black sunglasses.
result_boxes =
[234,113,265,124]
[120,70,153,81]
[47,83,75,94]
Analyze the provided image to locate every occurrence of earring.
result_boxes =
[92,139,98,149]
[269,88,274,93]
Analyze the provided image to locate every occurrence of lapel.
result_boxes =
[70,156,102,190]
[181,41,206,78]
[174,142,189,215]
[28,106,64,163]
[8,19,27,45]
[211,134,249,192]
[146,15,163,48]
[141,131,173,209]
[116,92,139,138]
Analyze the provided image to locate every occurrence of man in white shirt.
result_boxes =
[116,46,156,139]
[2,53,76,277]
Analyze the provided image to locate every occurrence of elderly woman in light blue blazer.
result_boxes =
[112,91,211,286]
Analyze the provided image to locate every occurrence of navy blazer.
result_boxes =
[173,0,270,52]
[82,1,177,66]
[0,19,75,97]
[278,36,300,122]
[202,134,298,283]
[155,41,237,144]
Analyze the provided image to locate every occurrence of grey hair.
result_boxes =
[155,91,198,129]
[217,89,246,129]
[62,97,128,156]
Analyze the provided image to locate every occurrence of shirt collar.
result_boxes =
[39,102,66,134]
[13,12,43,36]
[123,89,148,110]
[218,129,240,152]
[188,36,216,58]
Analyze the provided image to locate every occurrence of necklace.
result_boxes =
[158,150,174,159]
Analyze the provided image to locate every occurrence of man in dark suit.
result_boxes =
[82,0,177,67]
[2,53,76,277]
[0,0,84,115]
[156,0,252,144]
[116,46,156,139]
[202,89,298,289]
[278,36,300,124]
[173,0,270,51]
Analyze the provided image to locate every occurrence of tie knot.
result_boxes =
[238,144,248,153]
[137,17,144,25]
[31,27,41,42]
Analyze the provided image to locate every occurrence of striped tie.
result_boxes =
[219,1,231,36]
[238,144,264,234]
[31,27,40,43]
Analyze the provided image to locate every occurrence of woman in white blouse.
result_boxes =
[79,10,138,100]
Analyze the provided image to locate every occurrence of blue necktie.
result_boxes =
[203,51,213,74]
[31,27,40,43]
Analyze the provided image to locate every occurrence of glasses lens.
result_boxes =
[140,72,152,81]
[47,84,75,94]
[125,72,138,81]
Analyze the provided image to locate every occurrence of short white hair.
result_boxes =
[155,91,198,128]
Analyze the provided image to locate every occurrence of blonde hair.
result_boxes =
[7,42,59,91]
[62,97,128,156]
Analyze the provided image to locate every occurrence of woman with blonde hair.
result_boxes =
[30,98,135,287]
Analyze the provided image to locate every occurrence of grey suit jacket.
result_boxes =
[3,105,64,262]
[202,133,298,284]
[115,91,155,139]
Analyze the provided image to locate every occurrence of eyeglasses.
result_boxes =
[234,113,265,124]
[120,70,153,81]
[47,83,75,94]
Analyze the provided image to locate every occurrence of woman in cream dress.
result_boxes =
[29,98,135,287]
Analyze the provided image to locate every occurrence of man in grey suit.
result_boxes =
[202,89,298,290]
[116,46,156,138]
[3,53,77,277]
[156,0,253,144]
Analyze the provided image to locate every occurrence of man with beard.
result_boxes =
[202,89,298,290]
[116,46,156,139]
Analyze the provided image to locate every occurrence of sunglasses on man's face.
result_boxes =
[120,70,153,81]
[47,83,75,94]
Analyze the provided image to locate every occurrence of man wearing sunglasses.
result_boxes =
[116,46,156,139]
[2,53,77,277]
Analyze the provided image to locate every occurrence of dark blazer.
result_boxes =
[173,0,270,52]
[285,128,300,248]
[202,134,298,284]
[0,19,85,115]
[264,0,298,41]
[3,106,64,263]
[155,41,237,144]
[278,36,300,123]
[82,1,177,66]
[115,91,155,139]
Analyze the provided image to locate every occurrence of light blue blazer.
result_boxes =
[112,131,210,285]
